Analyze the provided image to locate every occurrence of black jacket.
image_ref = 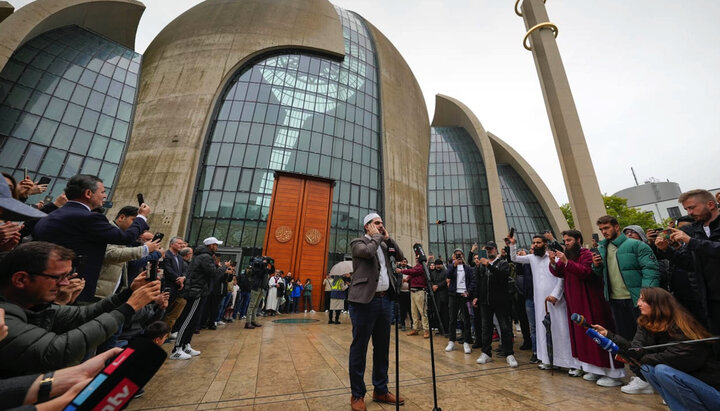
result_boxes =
[183,245,226,299]
[609,326,720,390]
[429,267,448,302]
[659,215,720,326]
[471,258,511,307]
[445,264,475,295]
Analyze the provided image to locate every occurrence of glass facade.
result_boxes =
[0,26,140,199]
[497,164,552,248]
[188,7,382,268]
[427,127,493,260]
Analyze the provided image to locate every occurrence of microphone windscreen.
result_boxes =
[64,338,167,411]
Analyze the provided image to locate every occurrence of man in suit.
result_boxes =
[348,213,405,411]
[163,237,188,334]
[33,174,151,303]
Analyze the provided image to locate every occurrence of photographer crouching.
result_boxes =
[592,287,720,409]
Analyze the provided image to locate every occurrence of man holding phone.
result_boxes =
[34,175,152,303]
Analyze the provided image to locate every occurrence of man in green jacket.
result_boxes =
[592,215,660,395]
[0,241,160,377]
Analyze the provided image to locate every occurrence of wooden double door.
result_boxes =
[262,172,334,311]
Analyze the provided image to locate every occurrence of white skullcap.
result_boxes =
[363,213,381,226]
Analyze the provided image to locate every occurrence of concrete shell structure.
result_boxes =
[0,0,569,269]
[0,0,144,196]
[0,0,144,71]
[111,0,429,259]
[429,94,567,250]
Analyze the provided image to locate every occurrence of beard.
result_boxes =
[532,246,546,257]
[565,243,581,261]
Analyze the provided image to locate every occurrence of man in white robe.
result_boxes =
[510,234,578,371]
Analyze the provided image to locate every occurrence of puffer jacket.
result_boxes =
[0,289,134,377]
[593,233,660,304]
[183,245,226,299]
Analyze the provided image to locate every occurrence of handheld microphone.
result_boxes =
[570,313,592,329]
[585,328,620,354]
[412,243,427,263]
[63,338,167,411]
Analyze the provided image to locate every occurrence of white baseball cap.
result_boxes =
[203,237,223,246]
[363,212,381,226]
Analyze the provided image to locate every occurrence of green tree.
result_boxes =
[560,195,658,232]
[560,203,574,229]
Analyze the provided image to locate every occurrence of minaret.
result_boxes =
[517,0,605,237]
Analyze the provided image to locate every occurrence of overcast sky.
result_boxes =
[13,0,720,204]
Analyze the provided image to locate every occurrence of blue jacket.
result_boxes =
[291,284,303,298]
[33,202,149,302]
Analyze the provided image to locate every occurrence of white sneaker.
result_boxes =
[506,355,518,368]
[311,310,315,313]
[241,315,246,319]
[597,376,623,387]
[538,363,553,370]
[476,353,492,364]
[324,310,328,312]
[304,310,308,313]
[170,349,191,360]
[568,368,584,377]
[217,321,226,325]
[183,344,201,356]
[583,372,601,381]
[445,341,455,352]
[168,332,177,341]
[463,343,472,354]
[621,376,655,394]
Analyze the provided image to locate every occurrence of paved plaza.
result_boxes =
[128,312,666,410]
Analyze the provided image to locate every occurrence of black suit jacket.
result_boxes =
[163,250,184,298]
[33,202,149,302]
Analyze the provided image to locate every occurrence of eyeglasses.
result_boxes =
[27,271,72,282]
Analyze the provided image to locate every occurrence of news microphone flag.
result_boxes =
[63,338,167,411]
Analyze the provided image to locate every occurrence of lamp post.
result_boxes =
[436,220,450,264]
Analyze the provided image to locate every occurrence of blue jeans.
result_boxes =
[642,364,720,410]
[233,291,251,318]
[525,298,536,353]
[348,295,392,398]
[216,292,233,322]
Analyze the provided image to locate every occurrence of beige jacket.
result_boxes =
[95,220,144,298]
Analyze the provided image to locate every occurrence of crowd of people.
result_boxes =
[1,171,718,410]
[0,173,323,410]
[386,189,720,409]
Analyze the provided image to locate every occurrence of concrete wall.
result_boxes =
[111,0,346,243]
[0,0,144,72]
[487,131,569,236]
[431,94,507,243]
[364,19,430,256]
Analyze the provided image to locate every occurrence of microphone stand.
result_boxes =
[388,246,400,411]
[413,243,442,411]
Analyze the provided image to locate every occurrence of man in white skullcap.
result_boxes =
[347,213,405,411]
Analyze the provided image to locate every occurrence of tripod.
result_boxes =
[413,243,443,411]
[388,247,401,411]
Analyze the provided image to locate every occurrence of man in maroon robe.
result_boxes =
[549,229,626,386]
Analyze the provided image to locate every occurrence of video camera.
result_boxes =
[250,256,275,273]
